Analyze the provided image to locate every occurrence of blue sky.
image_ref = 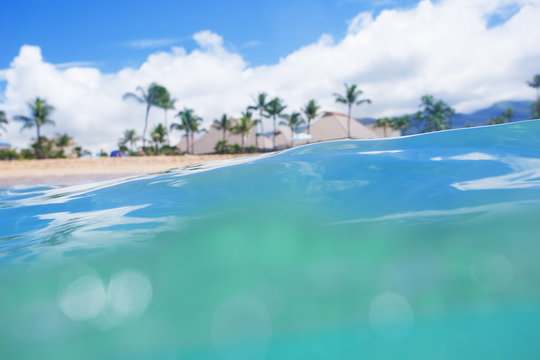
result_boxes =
[1,0,421,72]
[1,0,539,151]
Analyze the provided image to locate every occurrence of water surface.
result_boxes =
[1,121,540,359]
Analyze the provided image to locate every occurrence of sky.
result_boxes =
[1,0,539,151]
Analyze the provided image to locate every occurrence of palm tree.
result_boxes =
[374,117,393,137]
[119,129,140,152]
[123,83,166,151]
[151,124,167,153]
[334,83,371,138]
[232,111,257,150]
[171,108,202,154]
[157,88,176,145]
[212,113,232,141]
[55,133,73,157]
[0,111,8,134]
[302,99,320,137]
[527,74,540,98]
[248,92,269,148]
[419,95,455,132]
[265,97,287,150]
[14,98,55,158]
[488,108,514,125]
[391,116,410,135]
[280,112,306,147]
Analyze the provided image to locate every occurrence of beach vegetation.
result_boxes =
[151,123,168,153]
[265,97,287,150]
[0,149,19,160]
[74,146,91,158]
[157,88,176,146]
[248,92,269,149]
[55,133,75,157]
[415,95,455,132]
[7,73,540,160]
[14,98,56,158]
[531,99,540,119]
[0,110,8,134]
[280,112,305,147]
[391,116,411,135]
[215,140,242,154]
[302,99,320,137]
[527,74,540,98]
[212,114,233,141]
[123,83,167,152]
[118,129,141,152]
[374,117,393,137]
[159,145,178,156]
[171,108,203,154]
[488,108,514,125]
[231,111,258,150]
[334,83,371,138]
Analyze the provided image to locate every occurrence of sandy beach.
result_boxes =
[0,154,258,186]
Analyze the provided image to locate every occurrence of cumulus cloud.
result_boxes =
[1,0,539,151]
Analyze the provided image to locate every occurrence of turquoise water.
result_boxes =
[1,121,540,359]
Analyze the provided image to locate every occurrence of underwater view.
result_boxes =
[1,121,540,359]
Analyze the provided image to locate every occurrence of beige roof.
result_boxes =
[369,125,401,138]
[175,112,397,153]
[176,126,264,154]
[175,135,189,153]
[309,112,378,141]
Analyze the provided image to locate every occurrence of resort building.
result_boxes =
[175,111,399,154]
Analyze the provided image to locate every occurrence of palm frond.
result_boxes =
[334,94,347,104]
[356,99,371,105]
[123,92,144,103]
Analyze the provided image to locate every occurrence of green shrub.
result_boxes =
[215,140,229,154]
[0,149,19,160]
[20,149,35,159]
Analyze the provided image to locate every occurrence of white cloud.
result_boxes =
[1,0,540,152]
[54,61,96,69]
[123,37,189,49]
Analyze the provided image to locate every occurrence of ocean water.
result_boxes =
[1,121,540,359]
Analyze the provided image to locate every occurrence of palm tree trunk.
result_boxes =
[164,110,169,146]
[347,105,351,139]
[191,133,195,154]
[290,126,294,147]
[242,134,245,150]
[222,129,226,142]
[259,109,265,150]
[259,109,265,135]
[35,126,41,158]
[143,104,150,152]
[273,115,277,150]
[186,133,190,154]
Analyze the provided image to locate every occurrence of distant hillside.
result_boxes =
[357,100,534,133]
[452,100,532,128]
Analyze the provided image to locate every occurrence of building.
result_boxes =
[176,111,399,154]
[307,112,380,142]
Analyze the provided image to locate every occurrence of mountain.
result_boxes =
[452,100,533,128]
[357,99,535,134]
